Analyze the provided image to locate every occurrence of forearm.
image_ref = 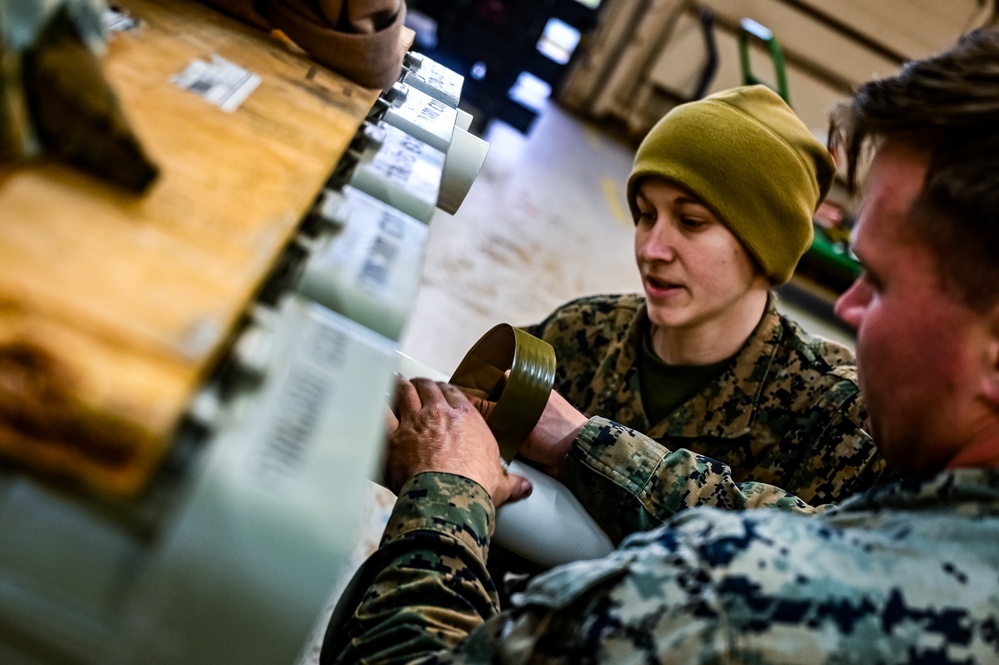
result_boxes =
[331,473,500,665]
[561,417,817,544]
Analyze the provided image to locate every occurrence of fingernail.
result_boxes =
[520,478,533,498]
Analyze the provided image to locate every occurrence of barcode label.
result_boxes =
[417,61,462,100]
[254,366,329,486]
[357,212,405,291]
[171,55,261,112]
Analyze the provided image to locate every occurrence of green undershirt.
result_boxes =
[638,328,735,423]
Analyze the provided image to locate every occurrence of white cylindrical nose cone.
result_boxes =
[437,127,489,215]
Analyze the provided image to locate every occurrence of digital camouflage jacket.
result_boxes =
[327,468,999,664]
[525,293,891,542]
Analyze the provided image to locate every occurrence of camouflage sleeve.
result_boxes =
[560,416,820,544]
[799,368,896,500]
[331,472,500,664]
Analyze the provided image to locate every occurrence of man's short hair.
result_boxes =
[829,28,999,311]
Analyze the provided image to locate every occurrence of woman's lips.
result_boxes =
[644,275,683,299]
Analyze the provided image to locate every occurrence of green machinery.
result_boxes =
[738,18,861,288]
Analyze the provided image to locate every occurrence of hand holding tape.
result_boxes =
[393,325,613,568]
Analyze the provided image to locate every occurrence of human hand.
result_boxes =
[461,386,586,481]
[383,375,533,507]
[516,390,587,480]
[385,401,400,435]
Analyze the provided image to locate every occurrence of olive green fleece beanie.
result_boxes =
[627,85,835,284]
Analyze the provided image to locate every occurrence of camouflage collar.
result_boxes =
[836,468,999,515]
[638,295,783,440]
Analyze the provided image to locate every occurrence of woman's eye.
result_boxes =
[634,210,656,225]
[680,217,706,229]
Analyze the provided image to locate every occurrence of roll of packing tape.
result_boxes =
[448,324,556,462]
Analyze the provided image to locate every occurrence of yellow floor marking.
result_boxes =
[602,177,631,227]
[583,122,604,151]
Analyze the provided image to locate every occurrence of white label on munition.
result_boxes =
[298,187,428,339]
[348,123,444,222]
[251,312,350,486]
[358,212,405,291]
[409,59,463,105]
[254,365,329,486]
[387,86,457,152]
[370,130,443,195]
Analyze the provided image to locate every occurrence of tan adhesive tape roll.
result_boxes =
[449,324,556,462]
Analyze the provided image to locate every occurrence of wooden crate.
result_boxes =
[0,0,387,497]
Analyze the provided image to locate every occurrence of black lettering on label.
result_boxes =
[359,234,399,290]
[382,145,417,182]
[255,367,328,486]
[415,99,447,123]
[357,211,406,290]
[400,133,425,152]
[307,325,348,366]
[377,211,406,239]
[425,69,446,88]
[385,160,413,181]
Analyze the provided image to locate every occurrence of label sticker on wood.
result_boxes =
[103,6,140,33]
[171,55,261,112]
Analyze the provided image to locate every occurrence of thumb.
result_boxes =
[384,405,399,433]
[494,472,533,507]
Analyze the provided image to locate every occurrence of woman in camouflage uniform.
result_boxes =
[516,85,891,543]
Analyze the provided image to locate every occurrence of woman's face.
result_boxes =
[634,177,768,333]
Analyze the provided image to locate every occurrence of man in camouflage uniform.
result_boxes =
[323,28,999,665]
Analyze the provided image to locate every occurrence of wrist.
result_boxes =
[389,472,496,548]
[551,422,584,479]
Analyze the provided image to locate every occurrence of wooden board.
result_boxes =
[0,0,393,497]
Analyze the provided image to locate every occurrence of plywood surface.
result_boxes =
[0,0,387,496]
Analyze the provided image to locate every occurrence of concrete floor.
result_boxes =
[299,102,857,663]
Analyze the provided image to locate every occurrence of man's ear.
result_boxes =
[981,303,999,407]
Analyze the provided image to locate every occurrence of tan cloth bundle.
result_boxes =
[201,0,406,90]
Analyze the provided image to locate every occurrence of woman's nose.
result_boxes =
[636,219,678,262]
